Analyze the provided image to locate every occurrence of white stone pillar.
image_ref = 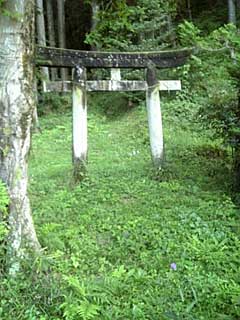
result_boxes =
[146,65,164,168]
[72,66,87,181]
[111,68,121,81]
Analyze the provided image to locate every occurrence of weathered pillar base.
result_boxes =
[73,159,87,182]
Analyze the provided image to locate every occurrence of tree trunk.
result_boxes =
[0,0,40,274]
[186,0,193,21]
[91,0,100,51]
[46,0,58,80]
[57,0,68,80]
[228,0,237,24]
[233,144,240,192]
[36,0,49,84]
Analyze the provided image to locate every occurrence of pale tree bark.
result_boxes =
[57,0,68,80]
[91,0,99,39]
[167,15,176,47]
[228,0,237,24]
[91,0,100,79]
[91,0,100,51]
[227,0,237,62]
[36,0,49,84]
[0,0,40,274]
[46,0,58,80]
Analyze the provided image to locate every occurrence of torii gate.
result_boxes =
[36,46,191,181]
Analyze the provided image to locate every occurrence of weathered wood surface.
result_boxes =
[36,46,192,69]
[45,80,181,92]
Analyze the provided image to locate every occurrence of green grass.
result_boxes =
[1,97,240,320]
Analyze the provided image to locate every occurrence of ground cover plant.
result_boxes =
[0,95,240,319]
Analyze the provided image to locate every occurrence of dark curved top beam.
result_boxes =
[36,46,192,69]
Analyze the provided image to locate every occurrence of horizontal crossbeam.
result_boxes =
[45,80,181,92]
[36,46,191,69]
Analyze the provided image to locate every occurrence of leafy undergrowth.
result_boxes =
[1,98,240,320]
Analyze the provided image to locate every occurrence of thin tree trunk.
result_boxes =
[46,0,58,80]
[90,0,100,78]
[167,15,176,47]
[92,0,99,30]
[228,0,237,24]
[57,0,68,80]
[36,0,49,85]
[0,0,40,274]
[186,0,193,21]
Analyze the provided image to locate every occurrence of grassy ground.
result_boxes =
[1,96,240,319]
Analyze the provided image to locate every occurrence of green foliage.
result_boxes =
[61,276,100,320]
[0,0,21,19]
[0,180,9,218]
[85,0,177,51]
[200,70,238,143]
[0,181,9,236]
[1,98,238,318]
[89,92,142,118]
[176,18,240,190]
[85,0,135,50]
[1,1,240,319]
[129,0,177,50]
[0,0,6,12]
[178,20,201,46]
[38,93,71,116]
[178,22,240,149]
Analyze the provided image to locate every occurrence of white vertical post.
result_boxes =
[111,68,121,81]
[146,65,164,168]
[72,66,87,181]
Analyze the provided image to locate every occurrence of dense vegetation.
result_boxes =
[0,96,240,319]
[1,0,240,319]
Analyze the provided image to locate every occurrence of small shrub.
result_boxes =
[38,93,71,116]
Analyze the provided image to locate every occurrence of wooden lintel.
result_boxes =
[45,80,181,93]
[36,46,192,69]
